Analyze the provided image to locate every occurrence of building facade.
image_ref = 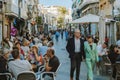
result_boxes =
[71,0,99,36]
[38,5,72,31]
[26,0,39,34]
[0,0,39,43]
[99,0,120,44]
[114,0,120,40]
[4,0,19,39]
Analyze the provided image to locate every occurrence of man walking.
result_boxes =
[66,29,85,80]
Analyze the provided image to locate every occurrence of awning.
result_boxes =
[69,14,115,24]
[69,14,99,24]
[5,12,18,17]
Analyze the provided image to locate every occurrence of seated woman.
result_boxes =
[108,45,120,79]
[27,46,43,72]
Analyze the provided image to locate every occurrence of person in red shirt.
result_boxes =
[105,36,109,43]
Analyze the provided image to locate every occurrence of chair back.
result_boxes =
[102,55,111,64]
[55,63,61,73]
[17,71,36,80]
[0,73,12,80]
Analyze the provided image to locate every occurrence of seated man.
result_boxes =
[0,49,10,80]
[97,42,108,57]
[43,49,60,79]
[8,49,32,79]
[45,49,60,72]
[37,49,60,79]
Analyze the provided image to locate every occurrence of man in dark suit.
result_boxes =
[66,29,85,80]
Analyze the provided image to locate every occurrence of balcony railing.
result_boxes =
[5,3,18,16]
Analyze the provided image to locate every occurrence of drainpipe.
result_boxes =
[18,0,22,35]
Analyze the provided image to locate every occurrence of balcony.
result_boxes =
[78,0,99,10]
[5,3,18,17]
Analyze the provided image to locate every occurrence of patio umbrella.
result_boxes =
[69,14,99,24]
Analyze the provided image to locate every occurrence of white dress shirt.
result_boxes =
[75,38,80,53]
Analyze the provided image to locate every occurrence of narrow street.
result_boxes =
[53,35,109,80]
[0,0,120,80]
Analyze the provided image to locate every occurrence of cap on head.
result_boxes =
[74,29,80,33]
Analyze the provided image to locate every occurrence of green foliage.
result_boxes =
[36,16,42,25]
[57,6,68,28]
[57,17,64,28]
[57,17,64,23]
[58,6,68,16]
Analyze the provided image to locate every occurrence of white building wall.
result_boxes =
[21,0,28,19]
[6,0,19,16]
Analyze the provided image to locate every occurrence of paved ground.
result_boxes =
[53,34,110,80]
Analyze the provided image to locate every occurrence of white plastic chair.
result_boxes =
[40,63,61,80]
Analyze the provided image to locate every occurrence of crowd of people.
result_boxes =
[0,28,120,80]
[0,31,60,80]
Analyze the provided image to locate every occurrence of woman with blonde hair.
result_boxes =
[27,46,43,72]
[31,46,43,64]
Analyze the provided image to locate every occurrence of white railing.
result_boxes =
[5,3,19,15]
